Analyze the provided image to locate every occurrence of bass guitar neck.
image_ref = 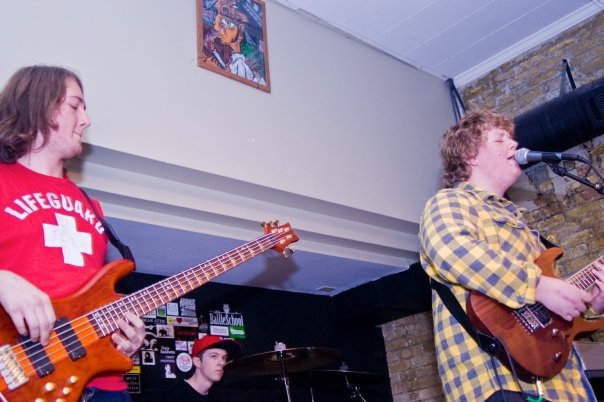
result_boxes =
[0,221,299,402]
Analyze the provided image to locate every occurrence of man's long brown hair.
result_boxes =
[0,65,83,163]
[440,110,515,188]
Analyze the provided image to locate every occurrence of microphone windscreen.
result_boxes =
[514,148,530,165]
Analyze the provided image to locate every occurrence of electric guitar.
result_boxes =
[0,221,299,402]
[467,247,604,381]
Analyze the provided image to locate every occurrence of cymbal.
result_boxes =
[309,369,389,385]
[226,347,341,375]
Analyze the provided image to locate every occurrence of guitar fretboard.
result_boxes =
[567,256,604,291]
[515,255,604,332]
[89,230,283,336]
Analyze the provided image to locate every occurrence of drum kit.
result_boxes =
[225,342,388,402]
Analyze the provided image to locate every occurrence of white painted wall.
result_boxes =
[0,0,452,224]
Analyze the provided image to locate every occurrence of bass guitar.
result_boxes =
[467,247,604,381]
[0,221,298,402]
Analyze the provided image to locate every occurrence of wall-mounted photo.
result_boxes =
[197,0,271,92]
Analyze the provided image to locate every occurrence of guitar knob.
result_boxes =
[62,386,72,395]
[35,398,46,402]
[551,328,559,337]
[44,382,56,392]
[68,375,79,384]
[553,352,562,361]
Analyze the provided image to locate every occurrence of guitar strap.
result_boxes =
[78,188,136,264]
[430,279,544,401]
[429,234,557,402]
[430,278,501,356]
[429,232,557,353]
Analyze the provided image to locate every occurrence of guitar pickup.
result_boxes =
[531,304,553,326]
[514,303,553,332]
[56,317,86,361]
[19,335,54,378]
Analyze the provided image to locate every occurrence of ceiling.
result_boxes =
[86,1,602,297]
[75,145,417,297]
[270,0,602,86]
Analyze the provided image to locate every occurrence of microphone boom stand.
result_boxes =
[546,158,604,195]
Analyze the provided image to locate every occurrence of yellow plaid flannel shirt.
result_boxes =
[419,182,595,402]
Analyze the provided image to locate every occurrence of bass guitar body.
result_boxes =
[0,221,299,402]
[0,260,134,402]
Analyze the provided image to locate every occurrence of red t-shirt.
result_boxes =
[0,162,125,391]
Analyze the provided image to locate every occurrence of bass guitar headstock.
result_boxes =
[262,220,299,256]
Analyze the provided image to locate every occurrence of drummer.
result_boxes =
[159,335,242,401]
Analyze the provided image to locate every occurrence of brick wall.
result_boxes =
[383,11,603,401]
[463,10,603,278]
[382,312,443,402]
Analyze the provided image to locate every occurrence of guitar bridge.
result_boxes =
[514,304,552,332]
[0,345,28,390]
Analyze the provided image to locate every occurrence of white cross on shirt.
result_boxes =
[43,213,92,266]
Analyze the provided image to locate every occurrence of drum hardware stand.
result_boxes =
[309,371,316,402]
[274,341,293,402]
[344,374,368,402]
[224,341,342,402]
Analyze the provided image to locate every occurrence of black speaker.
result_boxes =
[514,76,604,152]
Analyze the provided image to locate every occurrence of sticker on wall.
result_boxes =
[156,325,175,338]
[229,325,246,338]
[166,302,179,316]
[163,362,177,379]
[160,345,176,356]
[142,351,155,365]
[175,340,189,352]
[128,365,141,374]
[123,374,141,394]
[142,320,156,330]
[180,298,197,317]
[176,352,193,373]
[143,331,159,351]
[160,351,177,379]
[156,306,167,318]
[174,326,198,340]
[198,314,209,332]
[167,316,199,327]
[210,326,229,336]
[209,311,246,339]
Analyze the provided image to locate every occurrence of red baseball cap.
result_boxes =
[191,335,242,360]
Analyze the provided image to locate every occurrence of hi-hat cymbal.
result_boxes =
[309,369,389,385]
[226,347,341,376]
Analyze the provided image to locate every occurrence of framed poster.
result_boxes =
[197,0,271,92]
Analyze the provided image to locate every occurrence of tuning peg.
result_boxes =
[282,247,294,257]
[261,220,281,229]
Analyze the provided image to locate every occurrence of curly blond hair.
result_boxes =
[440,110,515,188]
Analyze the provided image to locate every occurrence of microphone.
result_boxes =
[514,148,585,165]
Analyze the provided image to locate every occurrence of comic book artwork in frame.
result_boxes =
[196,0,271,92]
